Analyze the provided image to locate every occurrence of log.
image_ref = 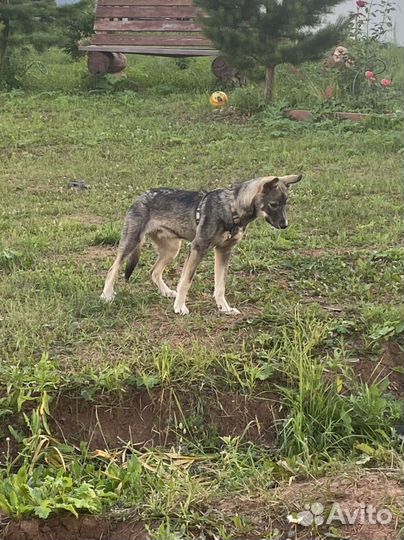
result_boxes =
[87,51,128,75]
[109,52,128,73]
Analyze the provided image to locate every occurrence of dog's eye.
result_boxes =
[268,201,279,209]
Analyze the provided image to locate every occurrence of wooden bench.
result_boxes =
[79,0,223,76]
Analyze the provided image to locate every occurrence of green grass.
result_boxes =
[0,49,403,538]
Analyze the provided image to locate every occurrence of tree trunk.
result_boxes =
[264,65,275,101]
[0,1,11,71]
[0,22,10,71]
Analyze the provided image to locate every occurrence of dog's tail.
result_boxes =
[124,248,141,281]
[119,201,148,281]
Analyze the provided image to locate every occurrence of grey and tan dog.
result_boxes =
[101,174,303,315]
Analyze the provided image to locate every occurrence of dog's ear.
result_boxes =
[281,174,303,187]
[261,176,279,193]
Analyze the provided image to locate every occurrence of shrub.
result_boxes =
[231,86,266,115]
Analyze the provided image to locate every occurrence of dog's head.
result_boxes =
[256,174,303,229]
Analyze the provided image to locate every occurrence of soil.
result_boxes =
[60,215,105,226]
[291,247,374,258]
[74,245,116,266]
[143,302,263,350]
[356,341,404,398]
[51,388,282,450]
[2,515,147,540]
[278,470,403,540]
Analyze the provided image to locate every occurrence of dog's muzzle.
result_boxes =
[265,216,288,229]
[278,219,288,229]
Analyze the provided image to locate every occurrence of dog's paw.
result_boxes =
[100,291,115,303]
[174,304,189,316]
[162,289,177,299]
[219,306,241,316]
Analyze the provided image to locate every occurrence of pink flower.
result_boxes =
[380,78,392,87]
[365,70,377,83]
[356,0,367,7]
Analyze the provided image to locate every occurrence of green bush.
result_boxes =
[231,86,266,114]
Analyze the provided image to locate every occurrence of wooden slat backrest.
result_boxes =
[97,6,198,18]
[88,0,214,52]
[95,20,202,32]
[91,34,211,46]
[98,0,194,5]
[94,0,203,32]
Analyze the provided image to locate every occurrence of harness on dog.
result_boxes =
[231,211,241,227]
[227,211,242,238]
[195,191,208,226]
[195,192,242,238]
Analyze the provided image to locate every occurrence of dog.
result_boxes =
[101,174,303,315]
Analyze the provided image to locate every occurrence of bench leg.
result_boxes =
[87,52,128,76]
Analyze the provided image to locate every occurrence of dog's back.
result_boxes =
[128,188,202,240]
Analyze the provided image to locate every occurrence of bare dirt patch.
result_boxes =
[59,214,105,227]
[144,302,263,350]
[2,515,147,540]
[278,469,403,540]
[71,245,116,274]
[292,247,374,258]
[356,341,404,398]
[85,244,115,257]
[53,245,115,273]
[51,388,281,450]
[210,470,402,539]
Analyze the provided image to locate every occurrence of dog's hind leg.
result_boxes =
[150,233,181,299]
[101,208,146,302]
[214,246,240,315]
[174,240,209,315]
[101,251,124,302]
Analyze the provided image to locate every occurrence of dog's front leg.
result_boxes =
[174,241,209,315]
[214,246,240,315]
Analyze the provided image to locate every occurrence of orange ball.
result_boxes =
[209,91,229,108]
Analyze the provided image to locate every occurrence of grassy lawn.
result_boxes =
[0,52,403,539]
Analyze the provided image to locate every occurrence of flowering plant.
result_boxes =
[325,0,396,109]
